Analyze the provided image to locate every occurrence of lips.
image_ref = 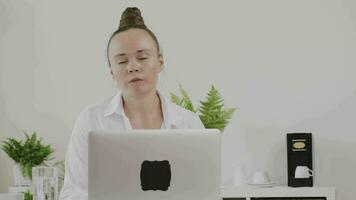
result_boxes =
[129,77,143,83]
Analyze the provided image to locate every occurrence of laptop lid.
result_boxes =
[89,129,221,200]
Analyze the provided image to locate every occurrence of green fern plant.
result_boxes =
[170,84,197,113]
[199,86,236,131]
[23,190,33,200]
[170,85,236,132]
[1,131,54,179]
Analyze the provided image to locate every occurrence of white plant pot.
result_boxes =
[13,163,31,187]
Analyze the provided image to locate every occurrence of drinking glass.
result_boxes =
[32,166,58,200]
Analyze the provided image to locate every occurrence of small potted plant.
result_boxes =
[1,131,54,186]
[23,190,33,200]
[171,84,236,132]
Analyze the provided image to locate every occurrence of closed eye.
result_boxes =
[118,61,128,64]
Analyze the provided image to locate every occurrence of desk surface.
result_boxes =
[1,187,336,200]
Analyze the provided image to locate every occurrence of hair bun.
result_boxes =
[118,7,146,31]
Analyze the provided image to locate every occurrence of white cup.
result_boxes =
[233,166,247,186]
[295,166,313,179]
[251,171,271,184]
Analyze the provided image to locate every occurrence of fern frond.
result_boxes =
[170,84,236,132]
[170,84,197,113]
[199,85,236,132]
[170,93,181,105]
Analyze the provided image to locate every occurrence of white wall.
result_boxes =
[1,0,356,199]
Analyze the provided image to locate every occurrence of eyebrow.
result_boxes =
[114,49,151,58]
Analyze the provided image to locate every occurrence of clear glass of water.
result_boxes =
[32,166,58,200]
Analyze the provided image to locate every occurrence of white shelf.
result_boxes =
[0,193,23,200]
[222,186,335,200]
[8,186,31,194]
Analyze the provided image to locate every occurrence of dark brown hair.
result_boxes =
[106,7,161,67]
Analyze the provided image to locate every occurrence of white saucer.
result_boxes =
[247,182,276,188]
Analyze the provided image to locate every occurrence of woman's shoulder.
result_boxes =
[168,101,197,117]
[77,95,116,120]
[166,100,204,129]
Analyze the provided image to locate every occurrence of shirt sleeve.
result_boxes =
[59,110,90,200]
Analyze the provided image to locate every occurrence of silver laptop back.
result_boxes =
[89,129,221,200]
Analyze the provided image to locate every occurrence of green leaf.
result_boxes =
[171,84,237,132]
[1,131,55,179]
[198,85,236,132]
[170,93,181,105]
[23,190,33,200]
[170,84,197,113]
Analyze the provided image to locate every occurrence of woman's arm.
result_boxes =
[59,110,90,200]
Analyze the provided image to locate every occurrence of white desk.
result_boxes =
[2,186,336,200]
[222,186,335,200]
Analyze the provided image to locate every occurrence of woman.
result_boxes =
[59,7,204,200]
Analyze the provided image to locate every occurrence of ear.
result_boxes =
[158,54,164,72]
[110,68,114,78]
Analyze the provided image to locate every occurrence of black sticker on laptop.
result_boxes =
[140,160,171,191]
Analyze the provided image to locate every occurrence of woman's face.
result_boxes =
[108,29,163,97]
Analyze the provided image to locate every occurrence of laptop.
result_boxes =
[88,129,221,200]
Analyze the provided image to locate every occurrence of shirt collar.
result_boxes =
[103,90,179,129]
[104,91,125,117]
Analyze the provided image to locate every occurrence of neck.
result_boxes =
[122,90,162,118]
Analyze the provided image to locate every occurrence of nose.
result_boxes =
[127,59,142,73]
